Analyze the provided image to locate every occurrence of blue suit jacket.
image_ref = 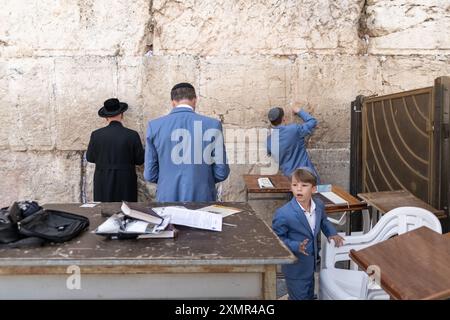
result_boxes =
[267,110,319,180]
[144,107,230,202]
[272,197,337,279]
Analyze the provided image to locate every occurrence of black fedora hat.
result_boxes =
[98,98,128,118]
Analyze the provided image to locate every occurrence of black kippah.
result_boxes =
[171,82,195,91]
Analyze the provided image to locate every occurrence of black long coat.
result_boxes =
[86,121,144,202]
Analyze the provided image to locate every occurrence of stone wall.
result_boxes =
[1,0,449,214]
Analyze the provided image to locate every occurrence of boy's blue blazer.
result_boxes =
[266,110,319,179]
[144,107,230,202]
[272,197,337,279]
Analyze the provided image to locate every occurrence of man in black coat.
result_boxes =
[86,98,144,202]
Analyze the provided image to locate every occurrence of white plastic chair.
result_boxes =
[327,209,371,234]
[319,206,442,300]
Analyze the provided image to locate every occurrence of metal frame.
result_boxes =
[351,77,450,227]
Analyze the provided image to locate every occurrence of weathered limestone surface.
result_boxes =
[377,55,450,92]
[363,0,450,54]
[0,0,152,58]
[198,56,293,128]
[0,150,81,206]
[152,0,366,55]
[54,56,118,150]
[0,58,55,151]
[0,0,449,207]
[142,55,199,124]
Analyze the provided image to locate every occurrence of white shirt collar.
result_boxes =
[175,104,193,110]
[297,199,316,215]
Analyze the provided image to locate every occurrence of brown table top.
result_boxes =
[350,226,450,300]
[243,175,367,213]
[243,174,291,193]
[0,202,295,269]
[357,190,447,219]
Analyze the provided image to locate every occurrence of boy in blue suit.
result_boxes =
[272,168,344,300]
[144,83,230,202]
[266,105,320,181]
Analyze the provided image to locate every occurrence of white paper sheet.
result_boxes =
[154,207,222,231]
[96,214,121,233]
[125,220,150,233]
[80,202,100,208]
[197,204,242,218]
[320,191,348,205]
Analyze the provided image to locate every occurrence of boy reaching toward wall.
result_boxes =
[266,105,320,182]
[272,168,344,300]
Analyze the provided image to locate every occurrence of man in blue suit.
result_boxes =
[144,82,230,202]
[272,168,344,300]
[266,105,320,181]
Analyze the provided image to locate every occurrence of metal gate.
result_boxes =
[351,76,450,217]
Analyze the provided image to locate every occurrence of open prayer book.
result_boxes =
[121,202,163,225]
[314,184,348,206]
[95,213,174,239]
[257,177,274,188]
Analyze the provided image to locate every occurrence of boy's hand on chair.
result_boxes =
[328,235,344,247]
[298,239,309,256]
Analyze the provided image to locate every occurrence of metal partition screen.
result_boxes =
[361,87,436,205]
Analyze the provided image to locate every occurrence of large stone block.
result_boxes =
[309,148,350,190]
[54,56,117,150]
[364,0,450,55]
[118,56,146,136]
[141,55,199,124]
[0,150,82,206]
[0,61,10,149]
[152,0,365,55]
[0,0,152,58]
[292,55,380,147]
[0,58,55,150]
[377,55,450,94]
[198,56,293,128]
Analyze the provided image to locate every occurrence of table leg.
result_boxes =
[263,265,276,300]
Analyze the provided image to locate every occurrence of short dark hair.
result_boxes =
[270,117,283,126]
[268,107,284,126]
[171,82,197,101]
[291,168,317,186]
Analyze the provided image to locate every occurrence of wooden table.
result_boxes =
[349,226,450,300]
[243,175,369,234]
[0,202,295,300]
[358,190,447,219]
[243,174,291,201]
